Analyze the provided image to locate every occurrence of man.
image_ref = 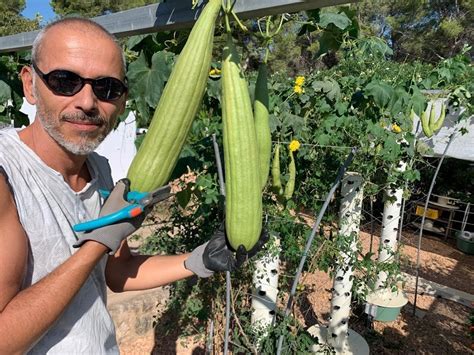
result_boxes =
[0,17,264,354]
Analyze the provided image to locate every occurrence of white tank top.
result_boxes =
[0,128,119,354]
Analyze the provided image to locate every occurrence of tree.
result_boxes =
[0,1,38,127]
[0,0,40,36]
[51,0,158,18]
[355,0,473,62]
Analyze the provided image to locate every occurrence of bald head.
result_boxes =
[23,17,128,156]
[32,17,126,75]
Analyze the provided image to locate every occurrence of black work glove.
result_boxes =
[184,226,269,278]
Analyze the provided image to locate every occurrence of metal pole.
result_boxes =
[212,134,226,197]
[206,320,214,355]
[369,197,374,254]
[413,133,456,315]
[211,134,231,355]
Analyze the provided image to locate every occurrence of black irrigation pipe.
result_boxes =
[211,134,232,355]
[276,148,357,355]
[412,133,456,316]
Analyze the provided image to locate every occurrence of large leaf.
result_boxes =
[0,80,12,103]
[319,12,351,30]
[312,79,341,101]
[388,87,411,117]
[381,135,402,162]
[127,32,182,55]
[126,35,147,50]
[206,78,221,101]
[127,51,174,110]
[298,9,320,36]
[356,37,393,58]
[410,86,427,115]
[318,31,342,54]
[364,81,394,108]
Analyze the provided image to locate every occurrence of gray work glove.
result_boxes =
[184,226,269,278]
[73,178,147,255]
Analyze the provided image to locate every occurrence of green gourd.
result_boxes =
[284,149,296,200]
[254,63,271,190]
[420,109,433,138]
[431,103,446,132]
[271,143,283,195]
[127,0,221,192]
[221,33,262,251]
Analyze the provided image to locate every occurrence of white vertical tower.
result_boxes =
[327,172,364,352]
[251,236,280,331]
[376,161,406,288]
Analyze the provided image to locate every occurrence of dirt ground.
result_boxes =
[297,227,474,354]
[138,226,474,354]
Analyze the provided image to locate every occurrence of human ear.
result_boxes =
[120,91,128,115]
[20,66,37,105]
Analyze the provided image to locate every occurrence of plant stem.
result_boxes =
[230,288,258,355]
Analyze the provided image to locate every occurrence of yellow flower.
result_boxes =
[295,76,305,86]
[289,139,301,152]
[392,124,402,133]
[209,68,221,76]
[293,85,304,95]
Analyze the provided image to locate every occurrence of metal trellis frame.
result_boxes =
[0,0,356,53]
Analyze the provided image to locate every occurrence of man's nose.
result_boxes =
[73,83,99,113]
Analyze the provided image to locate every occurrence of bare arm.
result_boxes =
[0,175,109,354]
[105,241,194,292]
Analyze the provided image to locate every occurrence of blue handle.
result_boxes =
[73,204,144,232]
[99,189,149,203]
[127,191,149,202]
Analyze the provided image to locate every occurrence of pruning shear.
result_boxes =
[73,184,172,232]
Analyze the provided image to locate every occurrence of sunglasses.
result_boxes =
[32,62,127,101]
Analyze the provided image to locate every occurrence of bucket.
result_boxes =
[435,195,459,207]
[456,231,474,255]
[373,305,403,322]
[365,289,408,323]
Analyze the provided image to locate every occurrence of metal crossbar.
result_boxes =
[0,0,355,53]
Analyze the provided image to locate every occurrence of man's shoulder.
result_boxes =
[88,152,114,188]
[0,129,18,158]
[0,127,17,141]
[89,151,109,164]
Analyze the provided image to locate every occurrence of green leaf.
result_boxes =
[0,80,12,103]
[280,112,305,135]
[364,81,394,108]
[316,133,331,146]
[134,98,151,127]
[318,31,342,54]
[206,77,221,101]
[381,136,401,161]
[335,101,348,115]
[388,87,410,117]
[299,93,310,103]
[312,79,341,101]
[319,12,351,30]
[127,50,173,109]
[176,188,192,209]
[126,34,149,50]
[0,113,9,125]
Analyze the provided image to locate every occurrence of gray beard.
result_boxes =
[39,110,112,156]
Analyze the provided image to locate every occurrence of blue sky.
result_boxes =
[21,0,56,23]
